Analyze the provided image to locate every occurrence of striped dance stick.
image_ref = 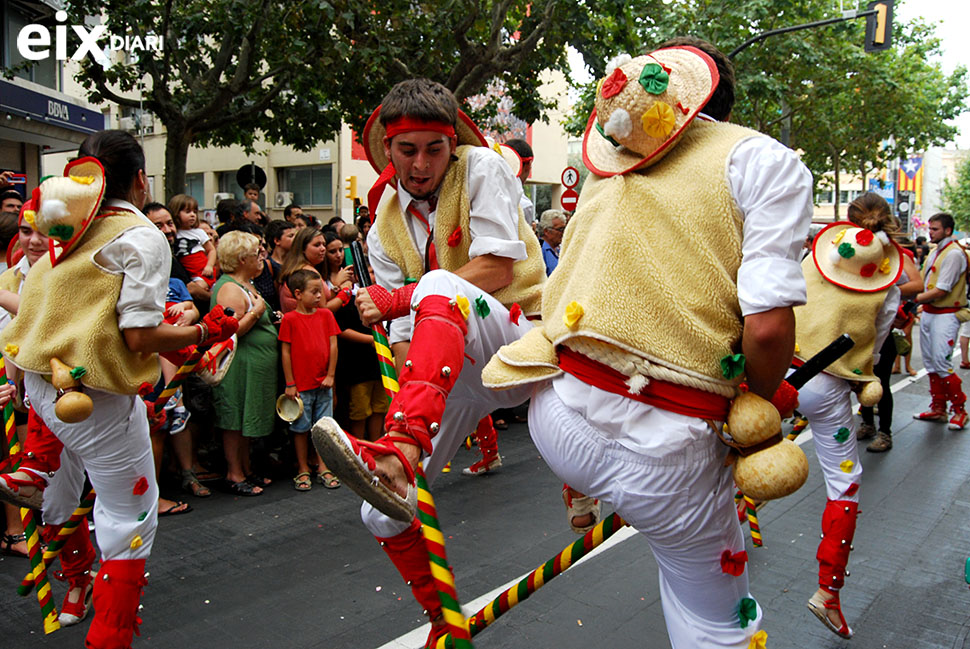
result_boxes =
[744,496,763,547]
[1,356,19,457]
[435,513,629,648]
[346,240,470,647]
[19,487,96,594]
[20,507,60,633]
[153,307,237,407]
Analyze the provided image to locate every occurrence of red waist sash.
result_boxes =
[923,304,962,314]
[557,346,732,420]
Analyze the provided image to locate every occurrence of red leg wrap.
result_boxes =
[947,373,966,410]
[19,407,63,475]
[816,500,858,593]
[376,519,442,623]
[475,416,499,461]
[85,559,148,649]
[385,295,467,453]
[43,520,96,581]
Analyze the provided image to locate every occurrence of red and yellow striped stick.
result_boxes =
[1,356,19,458]
[744,496,763,547]
[19,487,96,595]
[153,346,208,407]
[417,469,472,648]
[19,507,60,633]
[434,513,628,648]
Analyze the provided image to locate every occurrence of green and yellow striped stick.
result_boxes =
[19,487,96,595]
[1,356,19,458]
[434,513,628,648]
[20,507,60,633]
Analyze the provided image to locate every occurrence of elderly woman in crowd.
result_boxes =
[212,231,278,496]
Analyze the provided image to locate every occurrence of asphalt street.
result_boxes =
[4,330,970,649]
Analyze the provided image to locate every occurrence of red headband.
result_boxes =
[384,117,456,140]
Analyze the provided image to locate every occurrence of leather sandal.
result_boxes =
[311,416,418,522]
[0,470,46,510]
[807,590,853,638]
[181,470,211,497]
[1,532,28,557]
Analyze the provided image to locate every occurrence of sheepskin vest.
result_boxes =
[1,211,161,394]
[923,240,968,310]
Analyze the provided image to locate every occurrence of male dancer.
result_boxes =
[913,212,968,429]
[312,78,544,647]
[484,40,812,648]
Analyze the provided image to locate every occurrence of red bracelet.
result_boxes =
[337,287,352,307]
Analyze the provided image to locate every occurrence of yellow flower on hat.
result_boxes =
[454,295,470,320]
[794,343,800,354]
[839,459,854,473]
[129,535,143,550]
[879,257,891,274]
[70,175,96,185]
[564,301,585,328]
[22,210,35,226]
[641,102,676,139]
[832,229,846,244]
[3,344,18,356]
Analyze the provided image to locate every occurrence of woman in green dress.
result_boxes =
[212,231,278,496]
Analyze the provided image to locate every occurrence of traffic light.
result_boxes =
[864,0,893,52]
[345,175,357,200]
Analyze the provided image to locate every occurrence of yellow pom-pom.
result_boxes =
[832,229,846,244]
[794,343,800,354]
[641,102,676,139]
[563,301,585,328]
[69,175,96,185]
[928,283,935,290]
[22,210,35,226]
[879,257,891,274]
[129,535,143,550]
[839,459,854,473]
[747,630,767,649]
[3,344,18,356]
[454,295,470,320]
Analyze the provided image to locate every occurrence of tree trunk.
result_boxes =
[833,153,841,220]
[163,122,193,202]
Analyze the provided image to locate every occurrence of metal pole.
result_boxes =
[729,10,876,59]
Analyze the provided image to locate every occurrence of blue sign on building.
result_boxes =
[0,79,104,135]
[868,178,894,205]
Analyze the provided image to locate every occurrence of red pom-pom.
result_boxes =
[509,303,522,325]
[600,68,628,99]
[447,227,462,248]
[854,230,874,246]
[845,482,859,497]
[136,382,154,398]
[132,476,149,496]
[949,339,955,346]
[859,263,877,277]
[770,380,798,416]
[720,549,748,576]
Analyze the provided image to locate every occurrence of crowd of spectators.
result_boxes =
[0,170,386,564]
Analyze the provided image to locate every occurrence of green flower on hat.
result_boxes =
[49,224,75,241]
[838,242,855,259]
[594,122,619,147]
[720,353,746,379]
[833,427,851,443]
[639,63,670,95]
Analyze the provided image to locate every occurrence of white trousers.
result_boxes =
[26,372,158,561]
[920,311,961,375]
[529,381,763,649]
[789,371,861,502]
[362,270,533,538]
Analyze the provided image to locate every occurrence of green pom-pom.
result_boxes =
[69,366,87,380]
[639,63,670,95]
[49,224,75,240]
[719,353,746,379]
[833,427,851,443]
[838,242,855,259]
[404,277,418,285]
[738,597,758,628]
[137,511,148,522]
[852,368,862,375]
[474,295,490,318]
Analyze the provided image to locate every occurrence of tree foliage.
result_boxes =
[64,0,583,198]
[943,155,970,231]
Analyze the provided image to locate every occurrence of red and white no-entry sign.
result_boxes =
[560,187,579,211]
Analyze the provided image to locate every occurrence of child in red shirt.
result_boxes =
[279,269,342,490]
